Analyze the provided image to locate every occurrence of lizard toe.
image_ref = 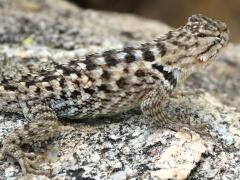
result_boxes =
[167,122,211,138]
[20,157,49,175]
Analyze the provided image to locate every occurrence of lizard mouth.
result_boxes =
[196,39,224,63]
[196,28,229,64]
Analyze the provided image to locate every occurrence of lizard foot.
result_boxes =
[166,122,212,138]
[0,103,60,175]
[0,144,49,175]
[170,89,205,98]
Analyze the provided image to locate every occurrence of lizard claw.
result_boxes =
[19,157,49,175]
[167,122,212,138]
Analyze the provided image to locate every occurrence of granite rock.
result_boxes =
[0,0,239,179]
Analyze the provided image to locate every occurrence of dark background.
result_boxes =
[69,0,240,42]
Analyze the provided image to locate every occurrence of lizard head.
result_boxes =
[158,14,229,75]
[186,14,229,65]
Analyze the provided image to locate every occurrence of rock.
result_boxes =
[0,0,239,179]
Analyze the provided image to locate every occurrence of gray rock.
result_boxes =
[0,0,239,179]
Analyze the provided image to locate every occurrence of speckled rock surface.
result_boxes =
[0,0,239,179]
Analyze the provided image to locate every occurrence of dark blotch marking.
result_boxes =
[98,84,111,93]
[125,54,136,63]
[103,50,118,67]
[35,87,41,94]
[123,47,134,53]
[3,84,17,91]
[18,135,23,141]
[141,43,155,62]
[152,64,165,74]
[84,55,97,70]
[27,130,35,136]
[123,47,137,63]
[55,64,75,76]
[105,57,118,66]
[70,90,81,98]
[166,31,173,39]
[84,88,95,95]
[197,32,217,38]
[42,75,58,82]
[59,78,65,88]
[72,80,80,86]
[1,78,9,84]
[25,80,36,87]
[165,61,174,65]
[171,41,181,46]
[156,41,167,57]
[23,124,30,131]
[101,70,110,80]
[20,75,30,81]
[152,64,177,87]
[123,68,129,73]
[116,77,127,88]
[193,42,199,47]
[135,69,145,77]
[45,86,54,91]
[59,93,68,100]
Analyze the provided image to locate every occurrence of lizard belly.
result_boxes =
[48,90,142,120]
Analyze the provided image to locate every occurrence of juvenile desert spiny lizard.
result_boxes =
[0,14,229,174]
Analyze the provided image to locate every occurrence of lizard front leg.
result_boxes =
[0,103,60,175]
[141,88,208,133]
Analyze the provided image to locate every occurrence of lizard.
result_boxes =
[0,14,229,175]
